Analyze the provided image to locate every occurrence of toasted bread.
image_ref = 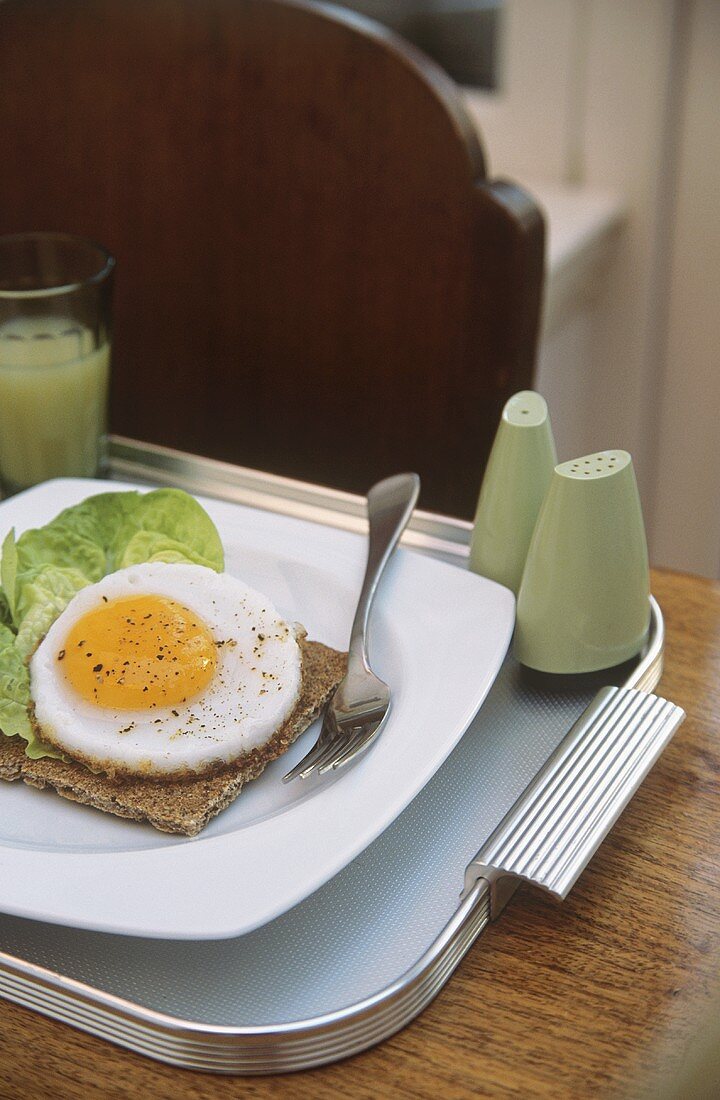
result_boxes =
[0,637,345,836]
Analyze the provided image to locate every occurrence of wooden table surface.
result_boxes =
[1,568,718,1099]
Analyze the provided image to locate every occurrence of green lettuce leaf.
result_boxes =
[15,565,91,660]
[0,622,60,758]
[1,529,18,623]
[16,525,106,586]
[45,490,141,573]
[109,490,224,573]
[0,589,13,629]
[0,487,224,760]
[117,531,223,570]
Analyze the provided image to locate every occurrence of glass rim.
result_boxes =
[0,232,116,300]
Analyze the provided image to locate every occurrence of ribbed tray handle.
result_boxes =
[462,687,685,918]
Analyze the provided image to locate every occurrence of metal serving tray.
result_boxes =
[0,437,684,1074]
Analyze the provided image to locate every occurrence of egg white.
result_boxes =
[29,562,302,778]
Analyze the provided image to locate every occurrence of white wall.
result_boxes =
[467,0,720,577]
[649,0,720,577]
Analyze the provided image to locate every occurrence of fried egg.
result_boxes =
[29,562,302,778]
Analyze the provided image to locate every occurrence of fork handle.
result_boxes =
[347,473,420,678]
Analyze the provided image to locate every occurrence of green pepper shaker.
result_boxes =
[469,391,556,594]
[514,450,651,673]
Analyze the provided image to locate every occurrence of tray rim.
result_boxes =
[0,437,666,1073]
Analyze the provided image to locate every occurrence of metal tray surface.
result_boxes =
[0,438,668,1073]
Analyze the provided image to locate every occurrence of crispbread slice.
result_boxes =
[0,638,345,836]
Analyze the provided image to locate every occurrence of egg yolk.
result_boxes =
[59,595,217,709]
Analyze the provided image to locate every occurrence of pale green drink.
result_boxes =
[0,233,115,494]
[0,316,110,491]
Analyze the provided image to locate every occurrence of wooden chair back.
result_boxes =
[0,0,544,516]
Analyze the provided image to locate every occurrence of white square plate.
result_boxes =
[0,479,514,939]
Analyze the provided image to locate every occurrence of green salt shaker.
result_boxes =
[469,390,556,594]
[514,450,650,674]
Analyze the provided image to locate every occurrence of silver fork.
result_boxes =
[283,472,420,781]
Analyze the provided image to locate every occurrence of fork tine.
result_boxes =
[295,731,358,778]
[318,719,385,774]
[282,741,332,782]
[281,694,343,782]
[281,754,320,783]
[281,710,342,781]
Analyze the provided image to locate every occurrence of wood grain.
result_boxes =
[0,0,544,518]
[0,567,718,1098]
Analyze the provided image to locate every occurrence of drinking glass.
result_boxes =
[0,232,115,495]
